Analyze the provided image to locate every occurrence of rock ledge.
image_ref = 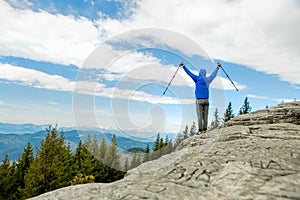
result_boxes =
[29,102,300,200]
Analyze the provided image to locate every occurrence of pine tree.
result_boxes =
[124,158,129,172]
[239,97,252,115]
[80,145,95,176]
[167,140,174,153]
[174,132,183,147]
[163,139,173,155]
[74,140,95,176]
[183,125,189,139]
[159,137,164,150]
[7,127,126,198]
[22,126,73,198]
[15,142,34,199]
[164,135,169,146]
[130,153,141,169]
[92,135,100,160]
[104,134,121,170]
[92,160,124,183]
[59,142,74,185]
[9,161,18,200]
[0,154,13,200]
[74,140,84,174]
[72,140,102,185]
[92,135,125,183]
[84,134,93,153]
[189,122,197,136]
[153,133,161,152]
[224,102,235,122]
[160,135,172,155]
[82,136,102,175]
[152,134,166,160]
[0,155,20,200]
[142,144,151,163]
[210,108,220,129]
[99,137,107,162]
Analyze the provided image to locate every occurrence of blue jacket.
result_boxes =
[183,65,219,99]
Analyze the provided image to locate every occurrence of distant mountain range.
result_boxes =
[0,122,175,161]
[0,122,50,134]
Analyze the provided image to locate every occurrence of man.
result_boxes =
[180,61,221,134]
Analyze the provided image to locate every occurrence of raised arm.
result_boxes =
[180,62,197,82]
[207,67,219,83]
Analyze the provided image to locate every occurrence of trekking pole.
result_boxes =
[163,64,181,95]
[218,62,239,91]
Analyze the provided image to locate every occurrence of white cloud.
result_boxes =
[85,48,246,91]
[0,63,75,91]
[246,95,297,103]
[96,0,300,85]
[94,85,194,105]
[293,85,300,90]
[5,0,33,9]
[2,0,298,86]
[0,63,194,105]
[209,74,246,91]
[247,94,269,100]
[48,101,59,105]
[0,1,99,66]
[108,51,162,73]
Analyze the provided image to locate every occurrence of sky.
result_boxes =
[0,0,299,136]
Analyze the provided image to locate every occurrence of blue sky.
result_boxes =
[0,0,299,135]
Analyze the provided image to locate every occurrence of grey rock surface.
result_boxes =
[29,102,300,200]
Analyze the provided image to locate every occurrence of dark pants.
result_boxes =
[196,99,209,131]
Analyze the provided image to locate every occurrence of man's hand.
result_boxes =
[217,62,222,68]
[179,61,184,67]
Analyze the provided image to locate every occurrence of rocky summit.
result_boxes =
[29,102,300,200]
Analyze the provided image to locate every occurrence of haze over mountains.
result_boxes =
[0,122,161,160]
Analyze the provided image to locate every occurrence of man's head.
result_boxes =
[199,69,206,77]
